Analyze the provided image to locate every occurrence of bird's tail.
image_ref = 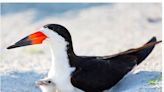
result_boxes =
[131,37,161,65]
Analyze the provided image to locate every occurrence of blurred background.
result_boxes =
[0,3,162,92]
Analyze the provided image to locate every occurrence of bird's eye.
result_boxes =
[48,81,51,84]
[43,25,48,28]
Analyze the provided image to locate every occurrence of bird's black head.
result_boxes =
[7,23,76,65]
[43,24,72,44]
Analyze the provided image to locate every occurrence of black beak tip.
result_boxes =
[7,45,14,49]
[7,45,18,49]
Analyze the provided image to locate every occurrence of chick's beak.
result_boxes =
[36,80,47,86]
[7,31,47,49]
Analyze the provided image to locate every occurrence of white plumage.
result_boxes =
[39,28,81,92]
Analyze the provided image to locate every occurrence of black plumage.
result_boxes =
[71,37,160,92]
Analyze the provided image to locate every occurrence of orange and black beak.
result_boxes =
[7,31,47,49]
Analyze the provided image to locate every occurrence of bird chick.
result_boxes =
[36,77,57,92]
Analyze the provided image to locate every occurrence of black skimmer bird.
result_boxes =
[7,24,161,92]
[36,77,57,92]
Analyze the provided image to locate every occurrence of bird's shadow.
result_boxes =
[0,71,161,92]
[0,71,46,92]
[108,71,161,92]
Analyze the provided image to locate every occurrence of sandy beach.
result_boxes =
[1,3,162,92]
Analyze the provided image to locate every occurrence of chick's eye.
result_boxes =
[48,81,51,83]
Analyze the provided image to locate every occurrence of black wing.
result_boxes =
[101,37,161,64]
[71,55,137,92]
[71,37,161,91]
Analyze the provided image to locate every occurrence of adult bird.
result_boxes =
[7,24,161,92]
